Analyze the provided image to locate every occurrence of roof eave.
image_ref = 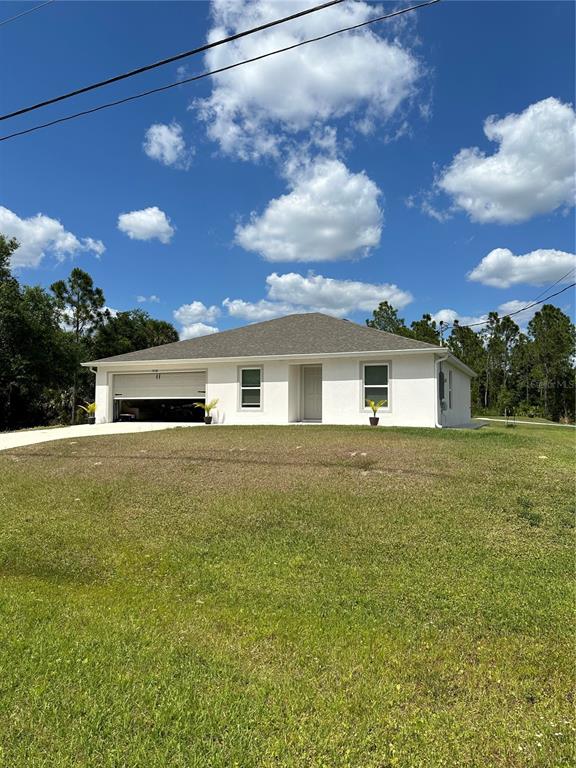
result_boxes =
[440,351,476,378]
[82,347,441,368]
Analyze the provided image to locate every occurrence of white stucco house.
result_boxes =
[83,312,475,428]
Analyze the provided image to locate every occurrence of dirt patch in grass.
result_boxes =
[3,426,476,496]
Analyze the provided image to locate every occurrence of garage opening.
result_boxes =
[115,399,204,422]
[113,371,207,422]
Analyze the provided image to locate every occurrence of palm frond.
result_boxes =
[365,398,387,415]
[193,398,219,414]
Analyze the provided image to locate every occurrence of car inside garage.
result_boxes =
[112,371,207,422]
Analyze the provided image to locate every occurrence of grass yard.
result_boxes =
[0,424,574,768]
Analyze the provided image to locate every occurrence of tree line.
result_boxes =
[1,233,574,430]
[367,301,576,422]
[0,235,178,431]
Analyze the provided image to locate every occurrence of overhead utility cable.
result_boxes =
[0,0,347,120]
[0,0,54,29]
[0,0,441,142]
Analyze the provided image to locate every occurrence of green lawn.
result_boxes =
[0,424,573,767]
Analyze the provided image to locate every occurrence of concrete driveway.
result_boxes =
[0,422,199,451]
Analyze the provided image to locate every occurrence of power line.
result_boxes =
[0,0,441,142]
[0,0,347,121]
[0,0,54,28]
[446,282,576,332]
[529,266,576,304]
[444,267,576,332]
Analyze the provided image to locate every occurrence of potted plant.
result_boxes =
[366,398,386,426]
[78,402,97,425]
[194,398,219,424]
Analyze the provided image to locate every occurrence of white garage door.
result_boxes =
[113,372,206,399]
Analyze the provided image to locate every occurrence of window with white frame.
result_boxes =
[448,370,453,409]
[363,363,389,409]
[240,367,262,408]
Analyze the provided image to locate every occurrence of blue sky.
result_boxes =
[1,0,574,339]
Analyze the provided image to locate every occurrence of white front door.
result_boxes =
[302,366,322,421]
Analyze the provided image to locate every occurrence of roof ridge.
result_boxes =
[332,313,441,349]
[85,311,442,364]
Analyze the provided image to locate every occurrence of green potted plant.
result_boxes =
[194,398,219,424]
[366,398,386,426]
[78,402,97,425]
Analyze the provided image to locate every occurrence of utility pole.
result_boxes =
[439,320,444,346]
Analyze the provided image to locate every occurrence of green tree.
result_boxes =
[90,309,178,360]
[0,234,18,283]
[0,237,22,426]
[500,316,521,384]
[366,301,412,336]
[480,313,520,411]
[409,313,440,345]
[0,236,74,429]
[527,304,576,420]
[509,333,535,412]
[447,320,486,410]
[50,268,109,424]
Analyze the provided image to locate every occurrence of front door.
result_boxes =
[302,366,322,421]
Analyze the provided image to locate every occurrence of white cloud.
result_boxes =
[223,271,412,321]
[117,207,174,243]
[0,206,105,268]
[173,301,221,325]
[173,302,221,341]
[196,0,420,160]
[143,122,192,169]
[433,300,540,331]
[432,308,487,328]
[179,322,219,340]
[223,297,298,322]
[83,238,105,257]
[437,98,576,223]
[267,272,412,313]
[420,198,452,223]
[468,247,576,288]
[496,299,539,326]
[235,158,383,262]
[136,294,160,303]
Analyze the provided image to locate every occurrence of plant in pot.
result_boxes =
[366,398,386,426]
[194,398,219,424]
[78,402,97,425]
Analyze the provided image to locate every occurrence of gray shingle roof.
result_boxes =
[86,312,441,364]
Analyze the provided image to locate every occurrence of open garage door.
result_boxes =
[113,371,206,400]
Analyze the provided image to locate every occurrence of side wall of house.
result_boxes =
[441,363,472,427]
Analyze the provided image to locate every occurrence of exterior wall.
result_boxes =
[207,360,290,425]
[287,364,301,422]
[94,368,113,424]
[93,353,450,427]
[440,363,472,427]
[207,355,437,426]
[321,355,437,427]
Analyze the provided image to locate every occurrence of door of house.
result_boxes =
[302,366,322,421]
